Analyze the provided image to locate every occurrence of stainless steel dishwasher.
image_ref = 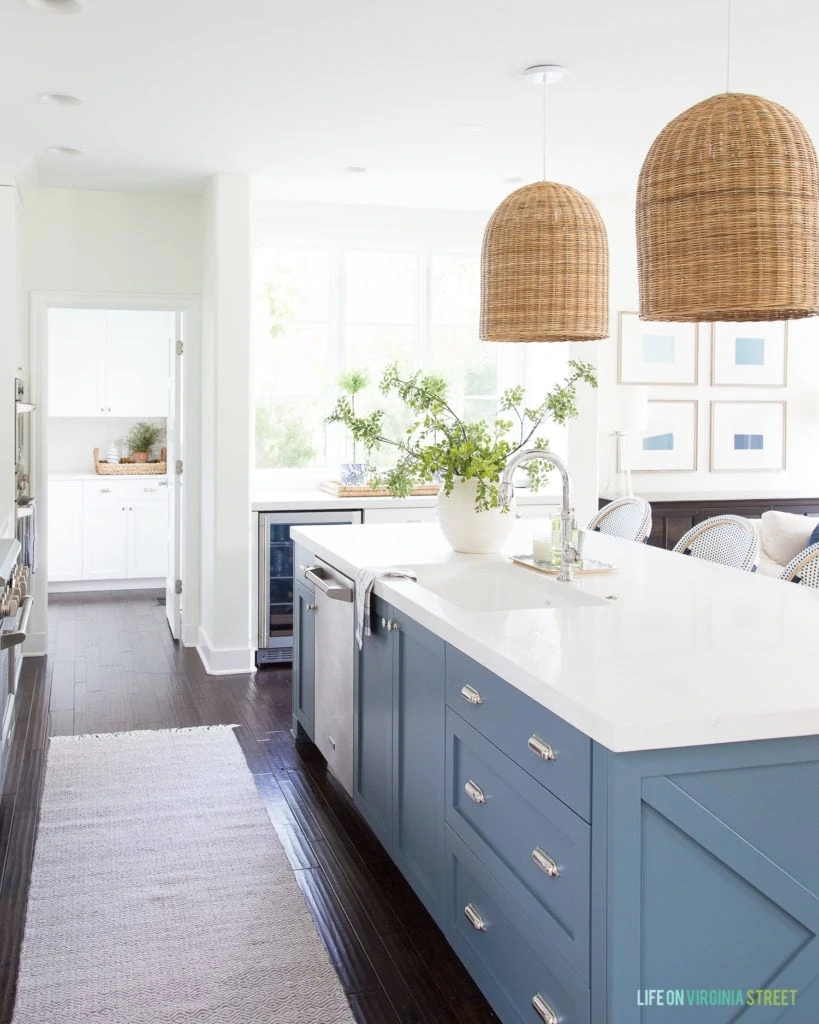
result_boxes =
[303,561,355,796]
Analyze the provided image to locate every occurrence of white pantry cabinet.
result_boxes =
[48,309,172,418]
[49,478,168,584]
[47,481,84,581]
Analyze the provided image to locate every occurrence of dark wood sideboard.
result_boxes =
[598,494,819,551]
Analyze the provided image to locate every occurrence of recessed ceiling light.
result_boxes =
[46,145,85,156]
[342,165,367,174]
[504,176,525,184]
[39,92,83,108]
[26,0,87,13]
[455,122,485,133]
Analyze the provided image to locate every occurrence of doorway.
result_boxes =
[29,292,201,656]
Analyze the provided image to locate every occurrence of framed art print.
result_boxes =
[711,321,788,387]
[617,311,699,385]
[627,400,698,472]
[710,401,787,472]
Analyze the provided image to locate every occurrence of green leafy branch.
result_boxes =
[327,359,597,512]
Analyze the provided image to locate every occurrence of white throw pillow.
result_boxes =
[760,510,819,566]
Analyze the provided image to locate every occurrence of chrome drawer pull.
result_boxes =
[532,847,560,878]
[464,780,486,805]
[307,603,317,612]
[532,993,558,1024]
[528,735,557,761]
[464,903,487,932]
[461,684,483,705]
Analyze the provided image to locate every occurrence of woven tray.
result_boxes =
[320,479,440,498]
[94,447,167,476]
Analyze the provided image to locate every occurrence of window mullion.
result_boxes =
[416,247,430,369]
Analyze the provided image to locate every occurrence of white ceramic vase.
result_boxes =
[437,478,516,554]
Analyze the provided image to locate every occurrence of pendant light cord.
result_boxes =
[542,78,547,180]
[725,0,733,92]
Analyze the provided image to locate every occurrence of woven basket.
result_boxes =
[637,92,819,322]
[94,448,167,476]
[480,181,609,342]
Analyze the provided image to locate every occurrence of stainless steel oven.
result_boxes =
[0,539,33,789]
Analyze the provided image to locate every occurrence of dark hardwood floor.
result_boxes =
[0,590,496,1024]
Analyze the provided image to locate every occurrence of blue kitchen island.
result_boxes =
[291,522,819,1024]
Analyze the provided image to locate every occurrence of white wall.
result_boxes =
[0,186,21,539]
[595,192,819,496]
[199,175,253,674]
[23,188,204,654]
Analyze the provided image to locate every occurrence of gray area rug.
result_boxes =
[13,726,355,1024]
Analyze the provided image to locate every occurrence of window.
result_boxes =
[253,240,569,476]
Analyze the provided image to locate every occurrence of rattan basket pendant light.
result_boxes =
[480,65,609,342]
[636,2,819,322]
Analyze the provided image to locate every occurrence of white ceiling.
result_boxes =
[3,0,819,209]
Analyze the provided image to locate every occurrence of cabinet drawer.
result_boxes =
[363,506,437,524]
[445,647,591,822]
[82,479,168,504]
[446,828,589,1024]
[446,709,590,978]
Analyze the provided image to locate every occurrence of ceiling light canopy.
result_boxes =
[342,165,366,174]
[46,145,85,156]
[26,0,87,13]
[454,123,485,133]
[480,64,609,343]
[39,92,83,107]
[637,93,819,322]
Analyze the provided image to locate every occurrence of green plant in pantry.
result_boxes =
[327,360,597,512]
[126,421,165,457]
[335,368,370,463]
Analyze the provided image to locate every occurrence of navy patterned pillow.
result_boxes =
[810,522,819,547]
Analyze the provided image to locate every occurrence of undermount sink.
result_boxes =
[397,561,610,612]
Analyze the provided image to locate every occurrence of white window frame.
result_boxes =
[252,230,568,487]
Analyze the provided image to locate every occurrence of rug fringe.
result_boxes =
[49,725,241,743]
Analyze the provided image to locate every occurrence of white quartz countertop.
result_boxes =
[252,488,559,512]
[291,521,819,753]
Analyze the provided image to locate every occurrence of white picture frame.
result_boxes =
[627,400,699,473]
[711,321,788,387]
[617,311,699,385]
[710,401,787,472]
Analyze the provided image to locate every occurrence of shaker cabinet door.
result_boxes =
[82,504,128,580]
[47,308,106,417]
[393,615,446,922]
[105,310,171,418]
[47,481,84,581]
[126,500,168,579]
[354,599,395,851]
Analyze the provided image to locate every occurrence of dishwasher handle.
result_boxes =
[303,566,354,603]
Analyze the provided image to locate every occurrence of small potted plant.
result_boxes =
[335,369,370,486]
[327,360,597,553]
[127,421,165,463]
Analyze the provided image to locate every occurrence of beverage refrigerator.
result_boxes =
[256,509,363,665]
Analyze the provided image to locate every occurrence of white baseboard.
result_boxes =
[182,623,198,648]
[48,578,164,593]
[196,627,255,676]
[23,631,46,658]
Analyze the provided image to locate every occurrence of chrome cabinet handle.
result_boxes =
[532,993,558,1024]
[532,847,560,878]
[528,735,557,761]
[464,904,487,932]
[307,603,317,612]
[461,684,483,705]
[464,780,486,805]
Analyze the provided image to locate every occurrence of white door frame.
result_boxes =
[29,290,202,655]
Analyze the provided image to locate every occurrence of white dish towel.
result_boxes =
[355,567,418,650]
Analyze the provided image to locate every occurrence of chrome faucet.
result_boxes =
[500,448,583,583]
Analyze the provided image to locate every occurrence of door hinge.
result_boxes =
[174,579,183,595]
[176,339,184,356]
[175,460,183,475]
